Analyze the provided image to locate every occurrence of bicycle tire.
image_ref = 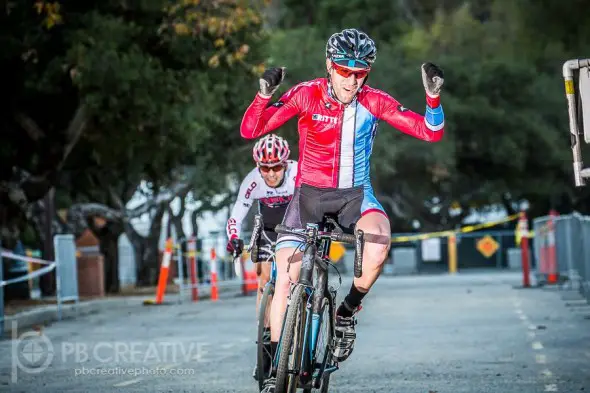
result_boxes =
[319,292,335,393]
[257,282,274,390]
[276,284,307,393]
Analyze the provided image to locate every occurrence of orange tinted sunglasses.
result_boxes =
[259,164,285,173]
[331,61,370,79]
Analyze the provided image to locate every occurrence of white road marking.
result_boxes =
[114,378,143,387]
[536,354,547,364]
[532,341,544,350]
[159,363,180,370]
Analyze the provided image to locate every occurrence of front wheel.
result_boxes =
[315,292,336,393]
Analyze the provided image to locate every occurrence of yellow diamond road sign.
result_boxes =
[476,235,499,258]
[329,242,346,262]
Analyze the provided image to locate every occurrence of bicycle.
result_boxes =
[248,214,279,391]
[271,214,365,393]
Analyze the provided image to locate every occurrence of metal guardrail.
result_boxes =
[533,212,590,302]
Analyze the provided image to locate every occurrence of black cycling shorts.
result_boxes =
[276,183,387,251]
[253,229,276,263]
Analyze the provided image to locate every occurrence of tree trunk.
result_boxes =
[41,189,56,296]
[190,209,199,238]
[136,206,166,286]
[90,220,124,293]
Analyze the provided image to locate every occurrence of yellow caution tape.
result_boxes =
[390,230,455,243]
[390,213,520,243]
[565,79,575,95]
[164,213,522,255]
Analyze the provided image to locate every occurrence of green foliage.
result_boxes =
[1,0,268,209]
[3,0,587,241]
[267,0,585,226]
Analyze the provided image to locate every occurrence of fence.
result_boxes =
[1,235,79,337]
[1,215,545,329]
[118,234,137,290]
[142,233,262,306]
[384,229,526,275]
[533,211,590,302]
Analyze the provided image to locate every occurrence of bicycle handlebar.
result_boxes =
[275,224,364,278]
[275,224,357,244]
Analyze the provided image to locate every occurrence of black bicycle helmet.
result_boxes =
[326,28,377,69]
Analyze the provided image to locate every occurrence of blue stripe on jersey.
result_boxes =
[425,104,444,129]
[353,103,378,187]
[361,180,385,214]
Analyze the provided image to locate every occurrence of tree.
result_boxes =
[261,1,585,230]
[1,0,269,289]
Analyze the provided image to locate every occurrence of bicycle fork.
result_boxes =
[298,266,325,385]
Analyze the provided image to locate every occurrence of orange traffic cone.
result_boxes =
[210,248,219,302]
[144,238,173,305]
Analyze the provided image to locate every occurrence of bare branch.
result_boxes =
[1,168,53,213]
[66,203,123,237]
[68,203,123,222]
[14,112,45,141]
[127,182,190,218]
[109,186,126,210]
[58,103,87,171]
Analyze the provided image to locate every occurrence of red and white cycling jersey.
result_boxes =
[240,78,444,189]
[226,160,298,241]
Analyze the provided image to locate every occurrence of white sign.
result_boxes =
[421,237,441,261]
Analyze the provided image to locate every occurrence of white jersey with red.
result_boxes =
[226,160,298,241]
[240,78,444,190]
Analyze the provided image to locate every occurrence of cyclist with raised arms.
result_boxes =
[240,28,445,392]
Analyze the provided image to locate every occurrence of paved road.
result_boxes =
[1,271,589,392]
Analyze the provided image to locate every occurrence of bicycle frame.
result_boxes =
[273,216,364,390]
[299,223,337,387]
[274,220,344,389]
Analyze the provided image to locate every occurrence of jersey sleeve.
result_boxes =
[372,89,444,142]
[240,84,306,139]
[226,171,258,240]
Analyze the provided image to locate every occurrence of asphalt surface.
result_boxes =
[1,271,589,392]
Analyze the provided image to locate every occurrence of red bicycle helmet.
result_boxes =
[252,134,290,166]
